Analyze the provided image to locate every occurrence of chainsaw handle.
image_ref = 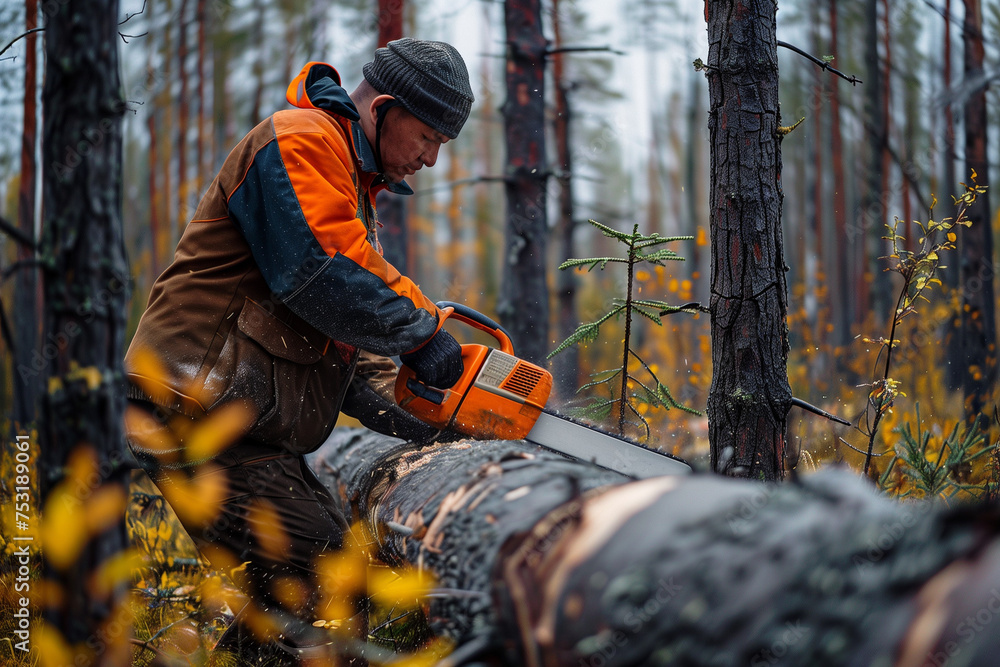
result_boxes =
[436,301,515,355]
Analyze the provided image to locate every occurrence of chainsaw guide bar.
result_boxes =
[526,411,692,478]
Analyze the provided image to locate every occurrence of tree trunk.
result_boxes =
[879,0,892,246]
[159,0,175,249]
[147,26,161,278]
[942,0,963,390]
[374,0,409,274]
[13,0,40,428]
[829,0,850,349]
[857,0,885,325]
[212,1,233,167]
[685,69,708,302]
[195,0,208,193]
[550,0,579,398]
[39,0,131,656]
[498,0,549,365]
[376,0,403,42]
[446,149,466,294]
[311,429,1000,666]
[705,0,791,481]
[808,4,825,353]
[474,7,500,310]
[960,0,996,421]
[177,0,190,230]
[249,0,266,127]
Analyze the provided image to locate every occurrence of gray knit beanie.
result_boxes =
[363,38,474,139]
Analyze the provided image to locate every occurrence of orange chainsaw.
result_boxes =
[395,302,691,478]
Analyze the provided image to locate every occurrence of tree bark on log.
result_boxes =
[312,429,1000,667]
[705,0,791,480]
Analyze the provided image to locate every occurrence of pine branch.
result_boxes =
[0,28,45,59]
[660,302,711,315]
[790,396,851,426]
[639,248,687,264]
[634,234,693,249]
[776,40,862,85]
[558,256,629,271]
[631,298,673,308]
[0,295,16,354]
[120,0,147,24]
[631,305,663,326]
[586,218,634,241]
[0,214,36,249]
[544,44,626,56]
[578,371,623,392]
[548,308,623,358]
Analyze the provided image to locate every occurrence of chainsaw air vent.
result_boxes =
[501,364,545,398]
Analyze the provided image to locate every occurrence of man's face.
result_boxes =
[377,105,450,183]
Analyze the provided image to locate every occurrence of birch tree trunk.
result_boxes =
[705,0,791,480]
[39,0,131,656]
[498,0,549,365]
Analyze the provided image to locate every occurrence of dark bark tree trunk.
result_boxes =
[474,12,501,310]
[498,0,549,365]
[848,0,885,322]
[829,0,850,349]
[159,0,175,248]
[942,0,957,207]
[857,0,886,325]
[685,70,708,302]
[942,0,963,390]
[249,0,266,127]
[550,0,579,398]
[959,0,996,421]
[312,429,1000,666]
[39,0,131,654]
[14,0,40,428]
[212,1,233,167]
[374,0,409,274]
[376,0,403,42]
[879,0,892,246]
[147,33,161,278]
[705,0,791,481]
[195,0,208,194]
[177,0,190,229]
[808,4,825,354]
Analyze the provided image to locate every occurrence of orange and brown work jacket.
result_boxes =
[125,62,445,455]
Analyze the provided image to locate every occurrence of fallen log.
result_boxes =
[310,429,1000,667]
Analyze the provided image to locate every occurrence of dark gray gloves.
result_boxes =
[399,329,464,388]
[340,379,442,442]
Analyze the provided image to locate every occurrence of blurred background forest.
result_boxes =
[1,0,999,474]
[3,0,1000,663]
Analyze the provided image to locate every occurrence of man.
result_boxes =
[124,38,473,663]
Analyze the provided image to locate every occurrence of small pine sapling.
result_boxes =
[548,219,701,439]
[878,404,997,500]
[846,175,987,475]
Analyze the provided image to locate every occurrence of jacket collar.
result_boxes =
[351,123,414,195]
[287,62,413,196]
